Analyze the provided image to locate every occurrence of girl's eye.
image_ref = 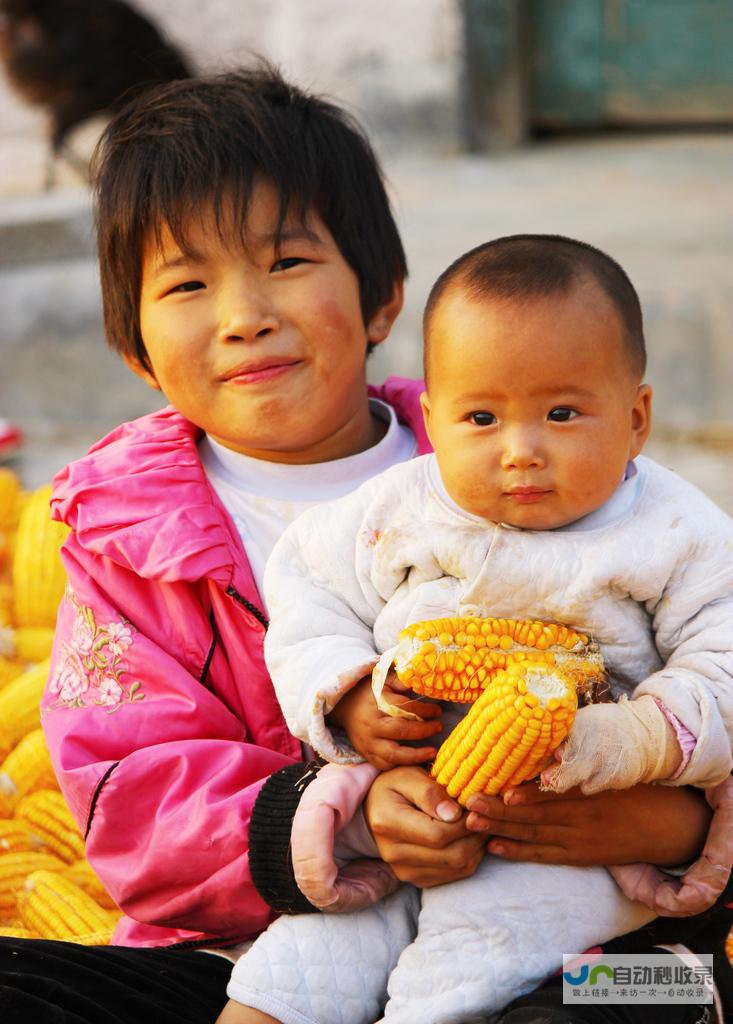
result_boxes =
[469,411,496,426]
[548,407,578,422]
[170,280,204,294]
[271,256,306,272]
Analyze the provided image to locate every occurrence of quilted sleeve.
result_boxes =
[634,522,733,789]
[42,537,297,941]
[263,478,396,763]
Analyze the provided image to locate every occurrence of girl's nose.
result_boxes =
[218,283,279,343]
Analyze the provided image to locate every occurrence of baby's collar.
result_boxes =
[428,455,640,532]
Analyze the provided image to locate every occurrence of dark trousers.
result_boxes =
[0,897,730,1024]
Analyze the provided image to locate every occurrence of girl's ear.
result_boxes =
[366,280,404,346]
[629,383,652,459]
[122,352,161,391]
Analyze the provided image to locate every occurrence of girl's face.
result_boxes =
[132,179,402,464]
[421,280,652,530]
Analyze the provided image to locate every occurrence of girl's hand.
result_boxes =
[465,781,711,868]
[364,766,485,886]
[328,675,443,771]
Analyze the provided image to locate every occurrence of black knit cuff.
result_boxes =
[249,761,324,915]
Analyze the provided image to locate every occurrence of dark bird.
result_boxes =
[0,0,192,187]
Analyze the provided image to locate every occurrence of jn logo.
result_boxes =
[563,964,614,986]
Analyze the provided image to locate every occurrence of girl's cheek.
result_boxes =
[316,297,356,334]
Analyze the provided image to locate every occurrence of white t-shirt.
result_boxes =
[199,398,417,602]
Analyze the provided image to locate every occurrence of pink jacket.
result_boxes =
[42,377,430,948]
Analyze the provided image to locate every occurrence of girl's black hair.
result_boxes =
[92,63,407,372]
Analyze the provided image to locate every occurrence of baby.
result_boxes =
[221,235,733,1024]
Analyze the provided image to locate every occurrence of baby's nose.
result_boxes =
[499,428,545,469]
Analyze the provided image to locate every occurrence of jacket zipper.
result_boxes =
[226,586,269,631]
[84,760,121,839]
[160,935,252,951]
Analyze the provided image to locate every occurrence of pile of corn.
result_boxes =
[0,468,121,944]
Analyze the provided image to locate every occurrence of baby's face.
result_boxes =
[421,280,651,529]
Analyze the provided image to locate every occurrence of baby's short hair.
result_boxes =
[423,234,646,380]
[93,63,407,372]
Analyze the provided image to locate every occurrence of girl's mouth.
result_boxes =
[221,359,301,384]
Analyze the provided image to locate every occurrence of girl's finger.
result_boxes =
[486,838,571,864]
[471,815,570,845]
[386,835,485,881]
[465,796,550,828]
[466,782,583,815]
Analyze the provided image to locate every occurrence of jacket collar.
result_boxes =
[51,406,252,590]
[51,379,432,587]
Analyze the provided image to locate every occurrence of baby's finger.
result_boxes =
[382,690,443,720]
[373,739,438,767]
[376,716,444,742]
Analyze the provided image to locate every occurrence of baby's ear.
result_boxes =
[122,352,161,390]
[419,391,432,441]
[367,280,404,346]
[629,383,652,458]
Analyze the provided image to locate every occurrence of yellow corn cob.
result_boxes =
[13,628,56,664]
[0,728,58,816]
[64,859,118,911]
[0,619,15,654]
[0,581,14,627]
[432,661,580,804]
[0,659,50,747]
[0,469,21,528]
[0,656,25,692]
[12,485,70,629]
[0,732,12,764]
[0,925,39,938]
[0,819,43,853]
[0,851,67,917]
[18,870,119,944]
[15,790,85,864]
[394,616,600,703]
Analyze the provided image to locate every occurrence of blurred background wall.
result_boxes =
[0,0,732,504]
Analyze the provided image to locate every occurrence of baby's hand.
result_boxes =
[328,674,443,771]
[539,695,683,794]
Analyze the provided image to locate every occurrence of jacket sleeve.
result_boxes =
[42,538,298,941]
[263,480,391,764]
[634,540,733,788]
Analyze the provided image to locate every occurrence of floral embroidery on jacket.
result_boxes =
[48,587,145,713]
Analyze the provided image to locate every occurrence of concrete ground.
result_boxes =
[1,130,732,512]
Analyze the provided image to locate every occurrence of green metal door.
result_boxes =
[531,0,733,127]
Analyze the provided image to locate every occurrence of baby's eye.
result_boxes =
[170,280,204,294]
[469,411,496,426]
[548,407,578,422]
[271,256,307,272]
